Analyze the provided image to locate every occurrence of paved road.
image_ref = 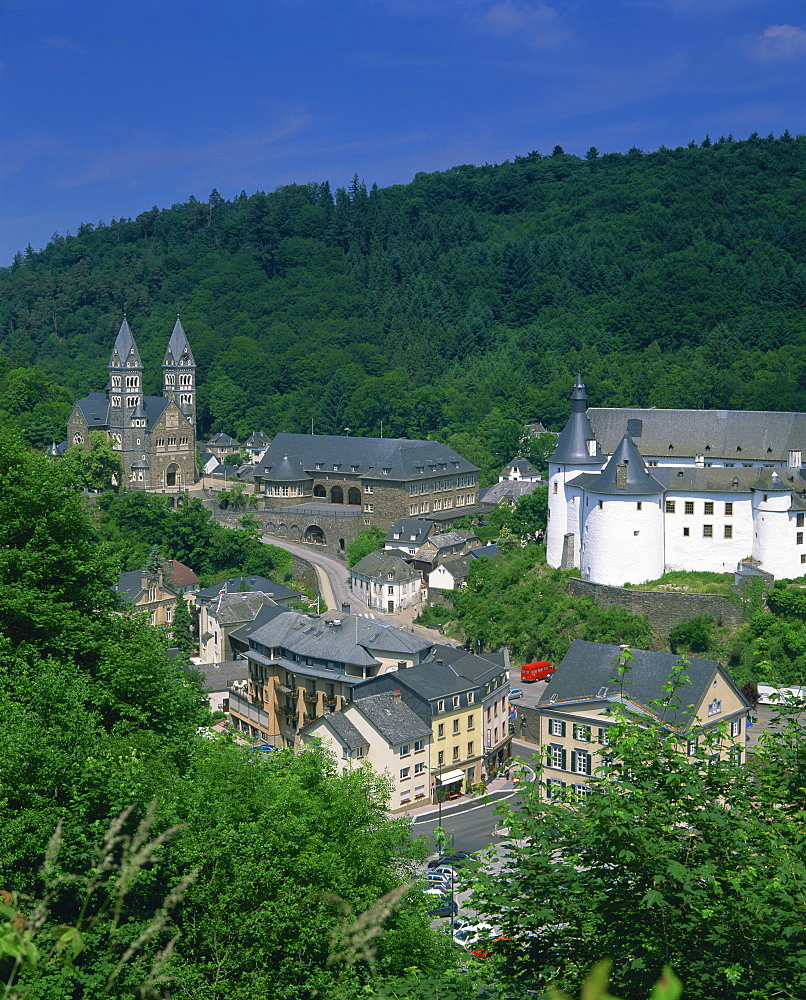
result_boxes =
[260,534,459,645]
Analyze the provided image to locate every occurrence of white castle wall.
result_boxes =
[663,492,753,574]
[752,491,802,579]
[547,464,590,568]
[580,495,664,586]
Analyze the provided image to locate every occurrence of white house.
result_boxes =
[547,378,806,585]
[351,550,424,613]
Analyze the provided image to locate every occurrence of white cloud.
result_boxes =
[475,1,570,46]
[751,24,806,61]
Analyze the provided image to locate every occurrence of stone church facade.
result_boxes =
[67,318,198,491]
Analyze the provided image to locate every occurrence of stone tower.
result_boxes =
[162,317,196,436]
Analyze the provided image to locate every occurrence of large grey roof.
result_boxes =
[500,457,540,477]
[481,480,544,507]
[587,407,806,463]
[426,646,504,684]
[163,318,196,367]
[352,551,422,583]
[188,660,247,692]
[652,466,804,494]
[264,453,310,482]
[311,712,367,751]
[75,392,111,428]
[571,435,664,496]
[228,603,293,644]
[248,610,431,668]
[421,530,476,551]
[256,433,479,482]
[361,661,480,702]
[539,640,749,731]
[354,692,432,744]
[551,377,605,466]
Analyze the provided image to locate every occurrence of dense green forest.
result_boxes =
[1,133,805,482]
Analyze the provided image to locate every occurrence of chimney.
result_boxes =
[391,690,402,702]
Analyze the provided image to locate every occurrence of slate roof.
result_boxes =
[265,453,309,482]
[385,519,433,547]
[109,318,141,368]
[255,433,478,482]
[207,432,239,446]
[426,646,505,685]
[551,377,605,466]
[163,318,196,367]
[196,576,300,603]
[480,480,544,507]
[206,592,274,625]
[352,551,421,583]
[469,544,501,559]
[188,660,247,692]
[244,430,272,449]
[247,610,432,668]
[586,407,806,463]
[571,435,664,496]
[539,639,749,731]
[354,692,432,744]
[228,603,291,644]
[431,555,470,581]
[115,569,177,603]
[500,457,540,478]
[313,712,368,751]
[73,393,172,431]
[421,530,476,551]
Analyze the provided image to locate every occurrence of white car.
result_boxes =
[430,865,459,884]
[422,872,451,890]
[453,921,494,949]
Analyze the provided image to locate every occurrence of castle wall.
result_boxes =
[581,495,664,586]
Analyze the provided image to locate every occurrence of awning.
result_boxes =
[436,768,465,785]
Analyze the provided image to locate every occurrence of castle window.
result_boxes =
[112,396,121,407]
[724,525,733,539]
[168,437,176,447]
[111,376,121,388]
[665,500,675,513]
[598,500,603,510]
[553,482,558,494]
[798,513,805,528]
[636,502,642,510]
[165,374,175,385]
[685,502,694,515]
[125,376,139,388]
[683,527,690,537]
[180,374,192,387]
[703,525,713,537]
[798,532,804,545]
[704,501,714,515]
[364,485,373,494]
[725,502,733,516]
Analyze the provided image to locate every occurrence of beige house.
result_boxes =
[535,640,751,800]
[114,558,199,628]
[300,691,432,812]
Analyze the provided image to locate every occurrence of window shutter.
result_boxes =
[584,753,591,775]
[560,747,567,770]
[560,720,566,737]
[570,750,576,772]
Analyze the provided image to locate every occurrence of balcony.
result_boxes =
[277,683,294,695]
[278,705,298,720]
[303,689,318,702]
[323,696,337,707]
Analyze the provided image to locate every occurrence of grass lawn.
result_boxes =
[623,570,735,595]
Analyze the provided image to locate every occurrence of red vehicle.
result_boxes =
[520,660,556,683]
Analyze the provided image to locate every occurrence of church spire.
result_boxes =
[162,316,196,434]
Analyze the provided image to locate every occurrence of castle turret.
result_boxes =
[163,317,196,435]
[547,377,605,569]
[579,434,665,586]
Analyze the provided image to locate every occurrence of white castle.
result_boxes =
[547,378,806,586]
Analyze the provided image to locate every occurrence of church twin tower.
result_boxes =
[67,317,198,490]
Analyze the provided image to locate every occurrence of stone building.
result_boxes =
[252,434,479,533]
[67,318,197,491]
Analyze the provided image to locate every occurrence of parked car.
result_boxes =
[422,872,451,890]
[427,895,459,918]
[520,661,556,682]
[509,687,524,700]
[427,852,473,869]
[453,921,493,948]
[429,865,459,884]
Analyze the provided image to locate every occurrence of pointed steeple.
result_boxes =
[593,434,663,495]
[109,317,141,369]
[550,376,604,465]
[163,317,195,367]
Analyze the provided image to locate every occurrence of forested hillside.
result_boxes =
[1,133,805,476]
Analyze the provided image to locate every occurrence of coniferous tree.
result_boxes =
[172,592,193,658]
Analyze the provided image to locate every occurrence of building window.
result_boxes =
[437,699,445,712]
[798,532,804,545]
[725,502,733,516]
[546,778,566,799]
[437,723,445,738]
[548,718,565,737]
[573,784,592,798]
[414,761,426,774]
[414,740,424,752]
[683,527,690,537]
[400,767,410,779]
[687,738,698,756]
[685,501,694,515]
[598,500,603,510]
[553,482,558,494]
[724,525,733,539]
[730,718,742,738]
[704,501,714,515]
[665,500,675,513]
[703,525,713,537]
[73,433,84,445]
[364,485,373,494]
[798,513,805,528]
[400,744,410,757]
[364,504,373,513]
[467,741,474,757]
[453,695,460,708]
[571,749,591,775]
[467,714,474,729]
[437,750,444,766]
[452,746,460,762]
[573,724,590,741]
[636,502,642,510]
[549,744,566,768]
[801,554,805,564]
[453,718,460,734]
[382,467,390,475]
[707,698,722,717]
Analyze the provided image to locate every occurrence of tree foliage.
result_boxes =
[347,526,385,567]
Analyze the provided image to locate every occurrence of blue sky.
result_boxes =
[2,0,804,265]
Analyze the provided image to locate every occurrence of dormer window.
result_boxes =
[315,463,323,470]
[351,465,359,472]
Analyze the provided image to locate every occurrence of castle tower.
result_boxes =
[546,377,605,569]
[580,434,665,586]
[162,317,196,435]
[108,317,143,421]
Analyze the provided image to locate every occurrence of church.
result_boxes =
[547,378,806,586]
[67,318,198,490]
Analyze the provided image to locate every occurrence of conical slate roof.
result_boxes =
[163,318,195,367]
[132,399,148,423]
[263,454,309,482]
[586,434,664,496]
[550,377,604,466]
[109,318,141,368]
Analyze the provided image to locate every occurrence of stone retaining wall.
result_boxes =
[569,578,745,636]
